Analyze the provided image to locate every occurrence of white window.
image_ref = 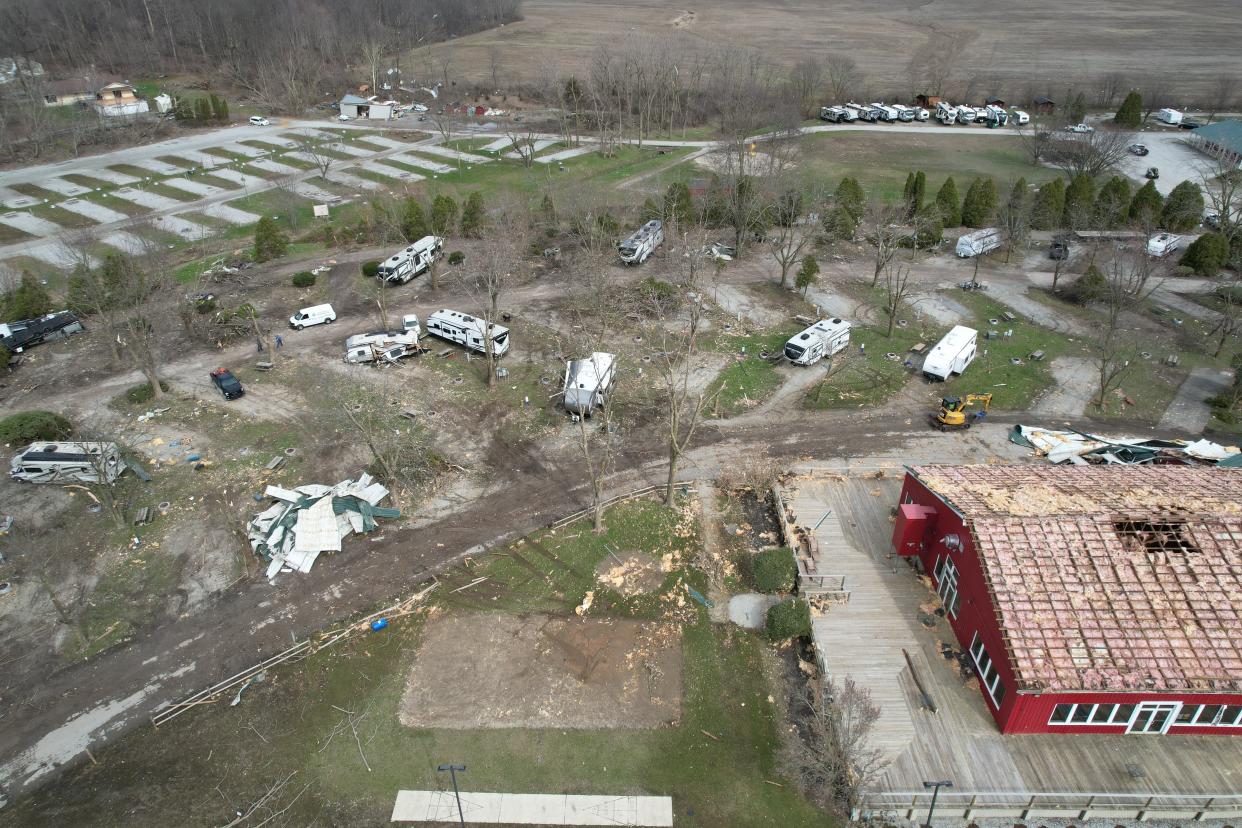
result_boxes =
[969,632,1006,708]
[1175,704,1242,726]
[934,555,960,618]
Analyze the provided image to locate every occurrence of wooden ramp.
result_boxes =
[784,477,922,763]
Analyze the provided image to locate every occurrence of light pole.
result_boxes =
[437,763,467,826]
[922,780,953,828]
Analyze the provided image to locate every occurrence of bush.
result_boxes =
[361,260,381,278]
[125,381,170,404]
[753,548,797,593]
[253,215,288,263]
[0,411,72,444]
[447,251,465,266]
[1064,264,1107,305]
[1180,233,1230,278]
[766,598,811,642]
[194,298,217,314]
[1,272,53,321]
[291,271,316,287]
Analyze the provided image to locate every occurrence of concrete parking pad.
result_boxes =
[202,168,267,189]
[110,188,187,211]
[417,144,492,164]
[218,142,267,157]
[151,214,211,240]
[1,190,39,210]
[480,136,515,152]
[323,141,373,157]
[197,202,260,225]
[118,159,186,176]
[79,169,141,187]
[247,158,303,176]
[391,791,673,826]
[289,181,339,202]
[55,199,127,224]
[370,160,426,183]
[503,139,558,159]
[387,153,452,174]
[324,170,385,191]
[351,134,409,150]
[0,212,64,237]
[1158,366,1232,434]
[38,178,92,197]
[101,231,151,255]
[160,177,227,197]
[20,243,97,270]
[536,145,596,164]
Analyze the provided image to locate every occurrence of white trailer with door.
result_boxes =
[563,352,616,416]
[10,441,125,484]
[618,219,663,265]
[783,318,851,366]
[922,325,978,381]
[955,228,1003,257]
[424,309,510,356]
[375,235,444,284]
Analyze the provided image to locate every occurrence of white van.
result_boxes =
[289,303,336,330]
[923,325,979,381]
[249,116,270,126]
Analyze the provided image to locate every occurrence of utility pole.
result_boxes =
[437,763,467,826]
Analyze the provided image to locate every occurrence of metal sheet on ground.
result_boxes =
[390,791,674,826]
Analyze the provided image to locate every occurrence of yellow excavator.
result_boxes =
[932,393,992,431]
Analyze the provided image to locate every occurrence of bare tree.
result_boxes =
[1095,72,1129,108]
[768,183,821,287]
[1139,77,1172,124]
[1014,116,1061,165]
[1207,286,1242,359]
[881,256,914,337]
[297,136,337,180]
[360,38,386,94]
[824,54,862,102]
[865,200,906,287]
[1208,75,1239,124]
[997,181,1032,264]
[335,380,437,508]
[792,678,885,816]
[787,57,824,118]
[1045,127,1133,178]
[1199,157,1242,251]
[1090,248,1160,409]
[458,214,526,389]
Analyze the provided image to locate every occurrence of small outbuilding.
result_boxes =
[339,94,394,120]
[1032,95,1056,114]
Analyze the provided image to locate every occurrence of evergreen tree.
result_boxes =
[400,198,429,241]
[795,255,819,295]
[218,98,229,121]
[901,173,916,215]
[1161,181,1205,232]
[1180,233,1231,277]
[835,177,865,221]
[934,177,961,226]
[914,209,944,249]
[193,97,211,124]
[1094,176,1132,228]
[960,178,997,228]
[540,193,556,225]
[1030,178,1066,230]
[1113,90,1142,128]
[253,216,288,262]
[1062,173,1096,229]
[430,194,458,235]
[171,95,192,122]
[459,191,485,237]
[1128,179,1164,225]
[1,272,53,320]
[911,171,926,218]
[662,181,693,228]
[1067,92,1088,124]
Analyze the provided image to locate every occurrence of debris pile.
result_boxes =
[1010,424,1241,466]
[247,474,399,580]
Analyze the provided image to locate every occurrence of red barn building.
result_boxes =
[893,465,1242,735]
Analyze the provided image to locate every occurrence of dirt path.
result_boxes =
[1157,366,1232,434]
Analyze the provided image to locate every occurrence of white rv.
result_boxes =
[891,104,916,122]
[344,315,421,363]
[783,318,851,366]
[984,105,1009,126]
[923,326,979,381]
[956,106,977,124]
[563,352,616,416]
[618,219,664,265]
[1010,109,1030,125]
[936,102,959,124]
[869,103,898,122]
[10,441,124,484]
[955,228,1003,258]
[841,103,870,122]
[849,103,878,122]
[375,235,444,284]
[820,105,855,123]
[1146,233,1183,258]
[914,107,931,121]
[1157,108,1183,126]
[425,309,510,356]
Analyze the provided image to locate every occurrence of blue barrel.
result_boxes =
[370,618,388,632]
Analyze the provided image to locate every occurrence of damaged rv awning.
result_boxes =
[246,473,399,581]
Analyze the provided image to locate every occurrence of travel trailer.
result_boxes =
[0,310,83,353]
[618,219,664,265]
[375,236,444,284]
[955,228,1003,258]
[783,318,851,366]
[922,326,979,381]
[1146,233,1182,258]
[562,352,616,416]
[344,316,422,363]
[10,441,124,484]
[819,105,855,123]
[424,309,510,356]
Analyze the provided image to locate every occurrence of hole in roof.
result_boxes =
[1113,519,1200,555]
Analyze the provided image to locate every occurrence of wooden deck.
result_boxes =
[782,472,1242,807]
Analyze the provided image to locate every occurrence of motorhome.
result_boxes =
[955,228,1003,257]
[956,106,977,124]
[783,318,851,366]
[868,103,898,122]
[922,326,978,381]
[10,441,124,484]
[819,105,855,123]
[375,235,444,284]
[849,103,878,122]
[1146,233,1183,258]
[0,310,83,353]
[562,352,616,416]
[1010,109,1030,125]
[288,303,336,329]
[891,104,916,122]
[841,103,869,122]
[424,309,510,356]
[984,105,1009,126]
[935,102,958,124]
[618,219,663,265]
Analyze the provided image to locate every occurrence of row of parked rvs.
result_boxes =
[820,102,1029,127]
[778,315,978,382]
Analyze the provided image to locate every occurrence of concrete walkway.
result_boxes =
[391,790,673,825]
[1158,366,1232,434]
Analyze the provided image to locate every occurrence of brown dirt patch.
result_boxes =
[399,612,682,729]
[594,550,667,596]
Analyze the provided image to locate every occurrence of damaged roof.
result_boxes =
[911,464,1242,694]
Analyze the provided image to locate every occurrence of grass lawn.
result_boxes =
[240,139,293,154]
[345,166,405,186]
[108,163,166,180]
[83,191,152,216]
[8,497,830,827]
[198,147,252,163]
[143,181,200,202]
[798,131,1060,201]
[706,328,798,416]
[28,203,99,229]
[155,154,197,169]
[192,172,243,191]
[803,322,935,409]
[61,173,121,190]
[0,221,35,244]
[8,183,63,201]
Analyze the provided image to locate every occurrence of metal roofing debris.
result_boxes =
[911,464,1242,693]
[1010,424,1241,466]
[248,474,397,581]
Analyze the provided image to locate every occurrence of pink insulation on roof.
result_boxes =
[911,465,1242,693]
